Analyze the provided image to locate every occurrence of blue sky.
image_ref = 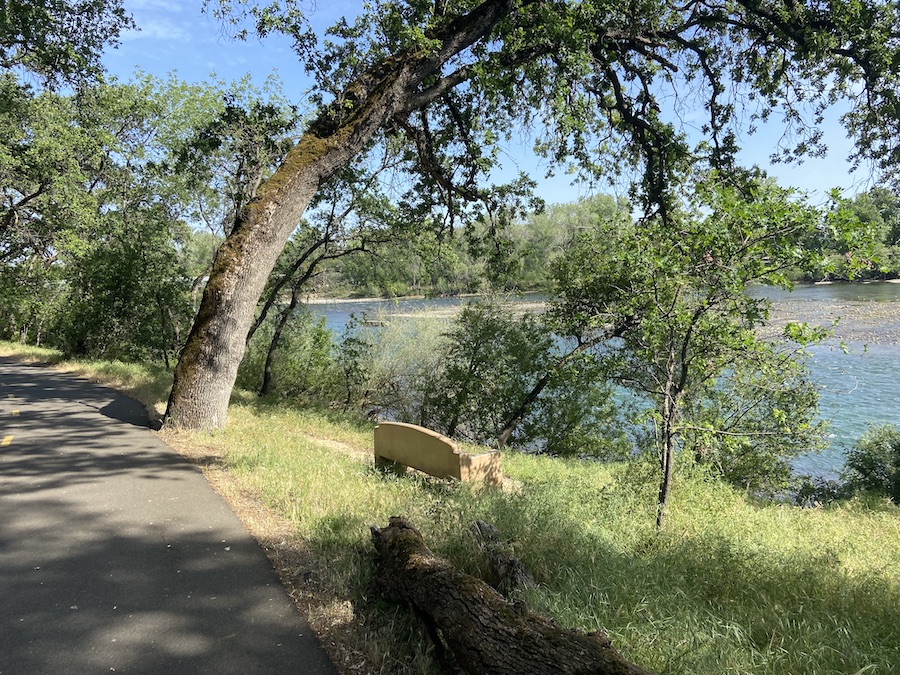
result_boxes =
[102,0,873,206]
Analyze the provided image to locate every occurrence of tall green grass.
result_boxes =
[6,344,898,674]
[211,403,899,675]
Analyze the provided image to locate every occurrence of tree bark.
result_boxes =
[163,138,327,429]
[259,286,299,397]
[163,0,521,430]
[371,517,652,675]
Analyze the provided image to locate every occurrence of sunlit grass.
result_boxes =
[0,341,173,418]
[213,403,900,675]
[5,345,898,674]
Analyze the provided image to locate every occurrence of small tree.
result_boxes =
[843,425,900,505]
[552,175,829,528]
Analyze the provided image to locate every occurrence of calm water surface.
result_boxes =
[308,283,900,478]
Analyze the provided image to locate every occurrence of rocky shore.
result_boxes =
[764,298,900,346]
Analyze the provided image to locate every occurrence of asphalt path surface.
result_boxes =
[0,358,337,674]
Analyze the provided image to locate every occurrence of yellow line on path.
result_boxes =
[1,436,12,446]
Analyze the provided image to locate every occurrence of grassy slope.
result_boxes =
[3,341,898,674]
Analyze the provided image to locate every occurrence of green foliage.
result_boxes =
[551,175,827,520]
[0,71,304,362]
[420,302,555,441]
[802,188,900,280]
[3,77,216,361]
[237,307,340,400]
[683,353,827,496]
[49,213,194,362]
[315,195,634,298]
[170,73,300,233]
[505,196,632,291]
[332,230,480,298]
[519,356,629,458]
[336,300,624,456]
[0,0,134,84]
[338,311,448,423]
[843,424,900,505]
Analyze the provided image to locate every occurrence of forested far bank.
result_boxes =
[250,188,900,301]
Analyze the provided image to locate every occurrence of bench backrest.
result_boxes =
[374,421,502,486]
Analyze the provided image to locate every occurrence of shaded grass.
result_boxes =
[6,346,898,674]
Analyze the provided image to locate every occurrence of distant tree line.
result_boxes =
[302,189,900,298]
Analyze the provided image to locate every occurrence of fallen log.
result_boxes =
[469,519,533,592]
[370,517,652,675]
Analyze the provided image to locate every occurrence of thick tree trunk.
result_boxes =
[371,517,652,675]
[163,138,327,429]
[163,0,520,430]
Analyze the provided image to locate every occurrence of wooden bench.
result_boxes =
[374,422,502,487]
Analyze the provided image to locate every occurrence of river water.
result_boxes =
[306,283,900,478]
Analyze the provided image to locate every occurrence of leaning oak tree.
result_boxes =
[164,0,900,430]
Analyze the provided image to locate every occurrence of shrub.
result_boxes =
[843,424,900,504]
[237,308,341,400]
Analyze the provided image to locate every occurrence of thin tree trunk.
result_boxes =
[260,286,299,396]
[656,423,675,530]
[156,296,170,369]
[246,236,329,344]
[168,307,182,358]
[496,370,552,447]
[655,390,677,531]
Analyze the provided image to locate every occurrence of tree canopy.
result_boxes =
[161,0,900,430]
[0,0,134,84]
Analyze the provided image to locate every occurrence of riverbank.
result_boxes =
[306,283,900,344]
[758,280,900,345]
[765,297,900,345]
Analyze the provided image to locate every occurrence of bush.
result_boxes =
[237,308,341,400]
[792,475,849,506]
[338,311,448,421]
[843,424,900,504]
[338,301,623,456]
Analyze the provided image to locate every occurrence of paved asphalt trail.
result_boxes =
[0,359,337,674]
